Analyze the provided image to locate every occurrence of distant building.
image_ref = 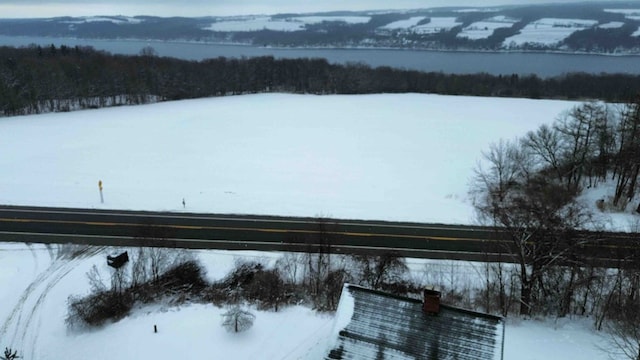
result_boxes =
[325,284,504,360]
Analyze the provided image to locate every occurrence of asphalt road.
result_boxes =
[0,205,636,266]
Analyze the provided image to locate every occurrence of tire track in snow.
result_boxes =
[0,250,57,342]
[279,313,333,360]
[0,245,104,359]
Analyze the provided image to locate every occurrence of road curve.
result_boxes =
[0,205,635,266]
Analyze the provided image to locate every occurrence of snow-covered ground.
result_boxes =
[412,17,462,34]
[292,16,371,25]
[204,15,371,32]
[60,16,142,25]
[204,17,306,32]
[378,16,426,31]
[457,16,519,40]
[604,8,640,20]
[504,18,598,47]
[0,94,632,359]
[0,93,585,224]
[1,93,635,227]
[598,21,625,29]
[0,243,618,360]
[454,8,502,13]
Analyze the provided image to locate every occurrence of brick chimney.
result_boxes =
[423,289,441,315]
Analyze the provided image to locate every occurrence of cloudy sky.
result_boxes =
[0,0,625,18]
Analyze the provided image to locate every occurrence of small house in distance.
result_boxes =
[325,284,504,360]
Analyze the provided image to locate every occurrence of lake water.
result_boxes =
[1,35,639,78]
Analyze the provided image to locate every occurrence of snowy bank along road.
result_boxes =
[0,205,634,266]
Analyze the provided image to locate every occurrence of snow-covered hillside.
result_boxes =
[0,94,633,359]
[457,16,519,40]
[504,18,598,47]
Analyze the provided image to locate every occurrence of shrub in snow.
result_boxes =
[221,305,255,333]
[66,288,134,328]
[1,348,20,360]
[67,255,207,329]
[353,252,408,291]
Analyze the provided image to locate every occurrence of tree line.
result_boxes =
[471,99,640,358]
[2,44,640,116]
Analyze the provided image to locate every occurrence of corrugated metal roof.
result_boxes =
[325,284,504,360]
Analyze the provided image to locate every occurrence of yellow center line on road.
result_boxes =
[0,217,495,243]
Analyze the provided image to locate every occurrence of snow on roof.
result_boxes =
[503,18,598,46]
[325,285,504,360]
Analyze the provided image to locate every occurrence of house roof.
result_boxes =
[325,284,504,360]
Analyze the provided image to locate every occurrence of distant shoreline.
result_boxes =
[3,34,640,57]
[2,35,639,77]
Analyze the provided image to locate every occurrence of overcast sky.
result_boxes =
[0,0,626,18]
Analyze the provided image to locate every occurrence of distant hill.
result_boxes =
[1,2,640,54]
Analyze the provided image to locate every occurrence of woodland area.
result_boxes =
[471,99,640,358]
[1,44,640,116]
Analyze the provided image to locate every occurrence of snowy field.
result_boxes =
[204,15,371,32]
[457,16,519,40]
[292,16,371,25]
[504,18,598,47]
[598,21,625,29]
[412,17,462,34]
[604,8,640,19]
[60,16,142,25]
[0,94,633,359]
[204,17,306,32]
[0,93,585,224]
[378,16,426,31]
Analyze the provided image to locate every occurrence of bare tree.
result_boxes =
[472,138,593,316]
[523,124,564,183]
[131,247,173,284]
[139,46,157,57]
[606,303,640,360]
[132,224,189,287]
[325,268,352,311]
[354,252,408,290]
[246,268,286,311]
[471,138,527,210]
[479,260,517,316]
[221,305,255,333]
[554,102,606,193]
[613,97,640,207]
[275,252,302,286]
[86,264,108,293]
[303,217,338,310]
